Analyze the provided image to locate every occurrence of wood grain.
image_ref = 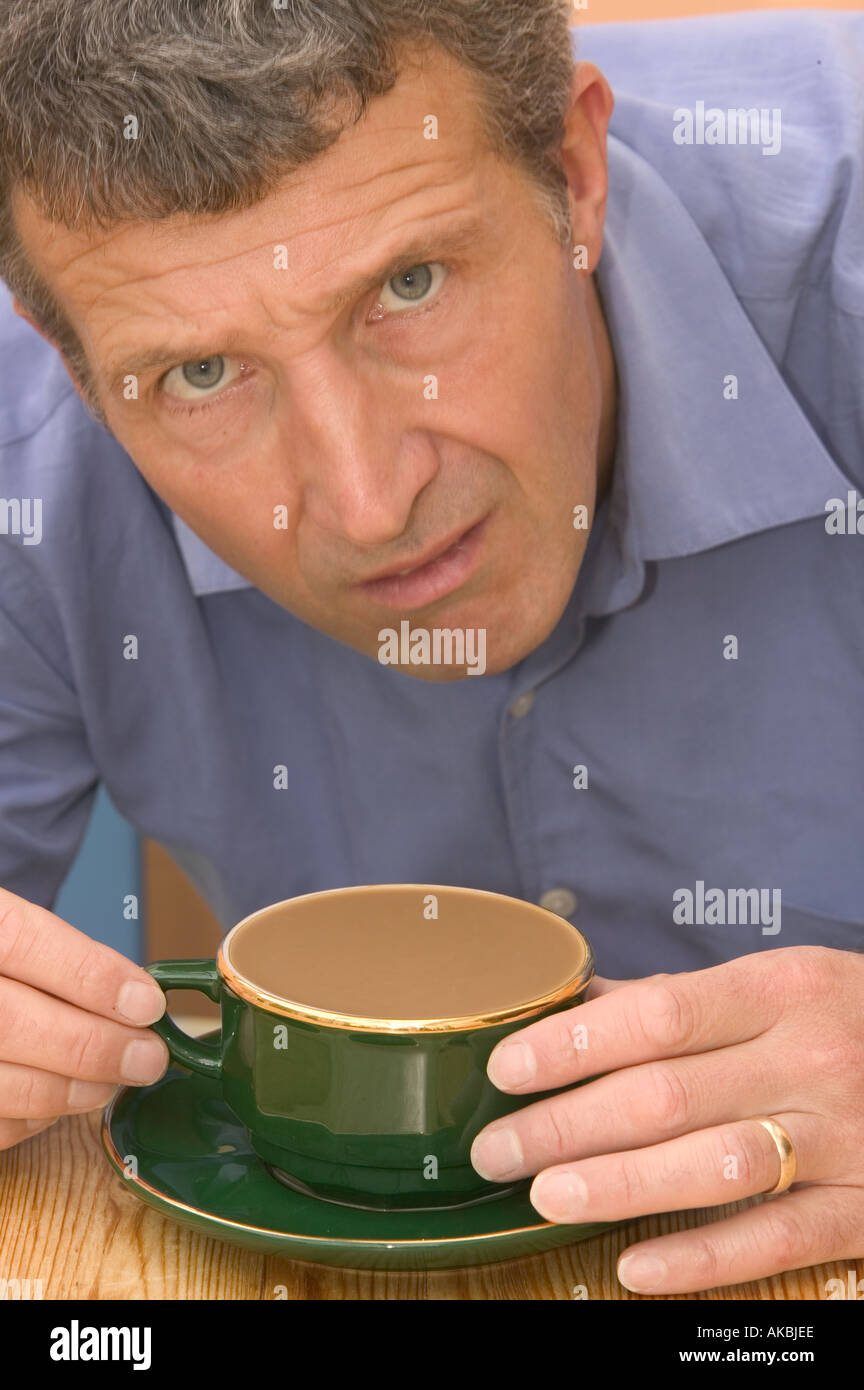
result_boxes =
[1,1112,860,1300]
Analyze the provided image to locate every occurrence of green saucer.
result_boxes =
[100,1057,619,1270]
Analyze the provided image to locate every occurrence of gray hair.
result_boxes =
[0,0,576,424]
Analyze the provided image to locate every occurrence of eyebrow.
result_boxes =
[103,212,486,395]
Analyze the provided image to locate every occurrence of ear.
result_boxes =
[560,61,615,272]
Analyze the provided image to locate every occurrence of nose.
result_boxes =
[286,350,440,546]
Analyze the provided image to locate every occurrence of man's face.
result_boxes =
[14,45,616,679]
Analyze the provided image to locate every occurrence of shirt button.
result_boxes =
[509,691,535,718]
[539,888,578,918]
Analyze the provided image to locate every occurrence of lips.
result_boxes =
[360,520,482,585]
[357,515,490,612]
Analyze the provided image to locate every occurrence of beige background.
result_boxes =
[575,0,860,19]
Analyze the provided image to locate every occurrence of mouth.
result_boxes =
[357,514,491,612]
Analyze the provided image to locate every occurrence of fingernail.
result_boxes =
[66,1080,117,1109]
[617,1253,667,1291]
[488,1042,536,1089]
[531,1171,589,1220]
[121,1038,168,1084]
[26,1116,57,1131]
[117,981,166,1026]
[471,1126,523,1180]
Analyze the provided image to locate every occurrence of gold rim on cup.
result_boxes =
[217,883,594,1034]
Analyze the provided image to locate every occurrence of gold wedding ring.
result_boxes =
[750,1115,798,1195]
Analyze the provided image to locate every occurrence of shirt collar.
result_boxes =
[170,511,250,596]
[169,131,852,600]
[593,133,852,574]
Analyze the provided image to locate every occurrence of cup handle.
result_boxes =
[145,959,223,1078]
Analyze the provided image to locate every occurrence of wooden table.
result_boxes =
[1,1110,860,1299]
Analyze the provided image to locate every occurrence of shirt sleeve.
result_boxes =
[0,578,98,911]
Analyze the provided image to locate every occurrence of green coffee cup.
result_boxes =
[145,883,594,1211]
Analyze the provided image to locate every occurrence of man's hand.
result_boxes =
[0,885,169,1150]
[470,945,864,1294]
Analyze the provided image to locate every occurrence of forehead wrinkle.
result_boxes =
[313,150,468,199]
[81,235,285,317]
[96,302,235,377]
[245,153,476,292]
[96,191,472,336]
[70,153,475,326]
[291,194,481,304]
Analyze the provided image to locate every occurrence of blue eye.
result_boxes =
[375,262,447,315]
[162,355,245,407]
[389,265,434,302]
[181,358,225,389]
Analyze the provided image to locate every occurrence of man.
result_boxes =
[0,1,862,1295]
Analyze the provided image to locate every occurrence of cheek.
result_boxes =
[190,496,304,573]
[119,410,304,536]
[460,317,585,472]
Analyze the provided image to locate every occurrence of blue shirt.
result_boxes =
[1,8,863,979]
